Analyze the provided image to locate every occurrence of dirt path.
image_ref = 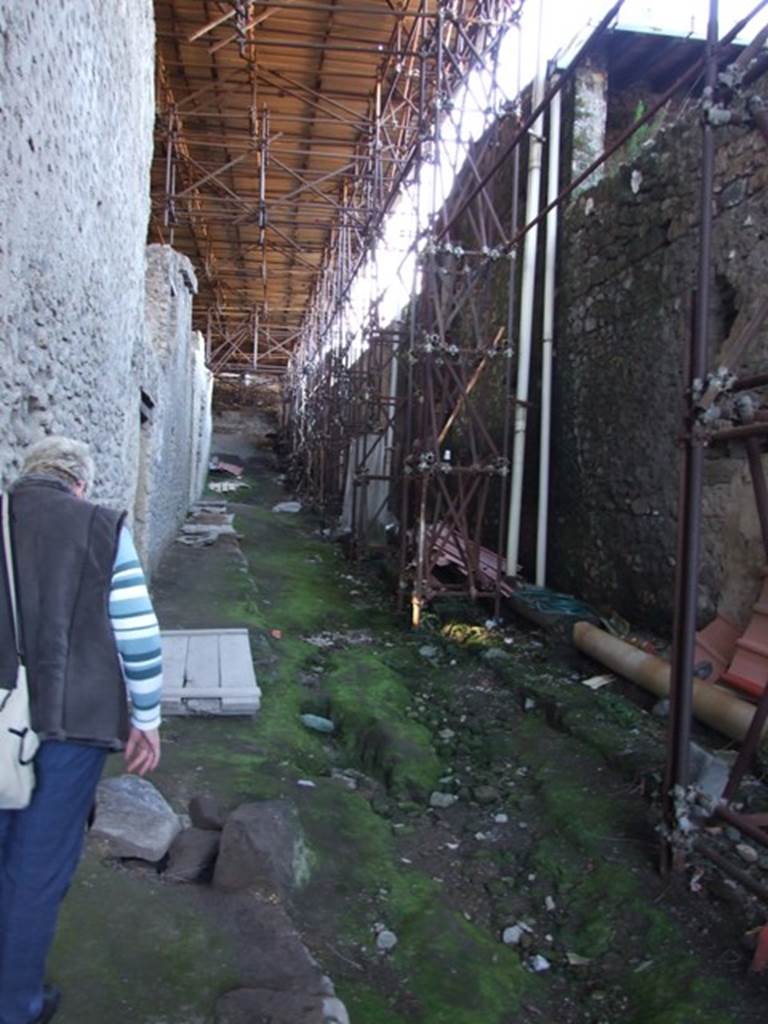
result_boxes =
[50,419,768,1023]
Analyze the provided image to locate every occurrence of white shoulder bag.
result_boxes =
[0,492,40,809]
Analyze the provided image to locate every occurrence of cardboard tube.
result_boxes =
[573,621,766,744]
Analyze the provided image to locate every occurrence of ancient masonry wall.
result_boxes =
[0,4,212,575]
[138,246,213,575]
[552,108,768,629]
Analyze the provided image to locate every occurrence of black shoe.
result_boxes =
[30,986,60,1024]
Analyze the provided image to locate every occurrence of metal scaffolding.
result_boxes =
[153,0,768,971]
[661,0,768,898]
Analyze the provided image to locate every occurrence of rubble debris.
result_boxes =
[304,630,374,649]
[209,456,244,477]
[272,500,302,513]
[176,505,236,547]
[502,925,525,946]
[566,952,592,967]
[209,480,250,494]
[580,673,614,691]
[429,792,458,809]
[528,955,551,972]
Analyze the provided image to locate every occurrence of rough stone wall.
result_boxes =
[0,7,212,577]
[0,1,155,506]
[552,109,768,629]
[137,246,213,575]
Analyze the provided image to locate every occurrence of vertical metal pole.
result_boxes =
[252,308,259,371]
[536,81,562,587]
[397,15,428,614]
[506,0,546,576]
[495,19,522,616]
[662,0,718,873]
[746,435,768,558]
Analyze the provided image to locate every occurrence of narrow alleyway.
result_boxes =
[48,413,768,1024]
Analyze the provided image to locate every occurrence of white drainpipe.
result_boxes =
[505,0,545,577]
[535,82,561,587]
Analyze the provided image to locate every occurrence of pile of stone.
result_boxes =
[90,777,349,1024]
[177,502,237,547]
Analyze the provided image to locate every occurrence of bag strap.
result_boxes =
[1,493,23,663]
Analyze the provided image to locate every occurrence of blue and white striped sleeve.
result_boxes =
[109,525,163,732]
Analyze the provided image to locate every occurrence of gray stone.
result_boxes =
[429,791,458,809]
[189,793,227,831]
[300,713,336,734]
[529,955,551,973]
[473,785,500,805]
[91,775,181,862]
[165,827,220,882]
[652,698,670,719]
[322,996,350,1024]
[736,843,759,865]
[482,647,513,664]
[419,644,439,660]
[214,800,311,896]
[502,925,524,946]
[689,742,729,801]
[376,929,398,952]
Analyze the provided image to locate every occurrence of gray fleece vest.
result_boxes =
[0,476,129,749]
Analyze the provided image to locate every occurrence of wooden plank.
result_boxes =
[163,628,247,637]
[185,634,222,713]
[161,634,189,714]
[159,629,259,717]
[163,687,257,698]
[219,633,260,712]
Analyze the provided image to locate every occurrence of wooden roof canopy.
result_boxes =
[152,0,500,375]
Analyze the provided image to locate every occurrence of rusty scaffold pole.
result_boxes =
[659,0,768,880]
[660,0,720,875]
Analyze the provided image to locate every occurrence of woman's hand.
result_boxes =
[124,727,161,776]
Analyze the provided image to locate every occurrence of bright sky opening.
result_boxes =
[295,0,768,378]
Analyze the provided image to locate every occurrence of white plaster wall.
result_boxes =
[137,246,213,575]
[191,332,214,503]
[0,1,155,508]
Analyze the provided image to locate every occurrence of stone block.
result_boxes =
[165,827,220,882]
[91,775,181,862]
[213,800,310,896]
[189,793,227,830]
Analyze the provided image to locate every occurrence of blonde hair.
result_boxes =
[21,436,95,492]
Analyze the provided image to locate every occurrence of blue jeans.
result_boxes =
[0,741,107,1024]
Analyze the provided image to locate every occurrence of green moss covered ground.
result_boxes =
[50,445,768,1023]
